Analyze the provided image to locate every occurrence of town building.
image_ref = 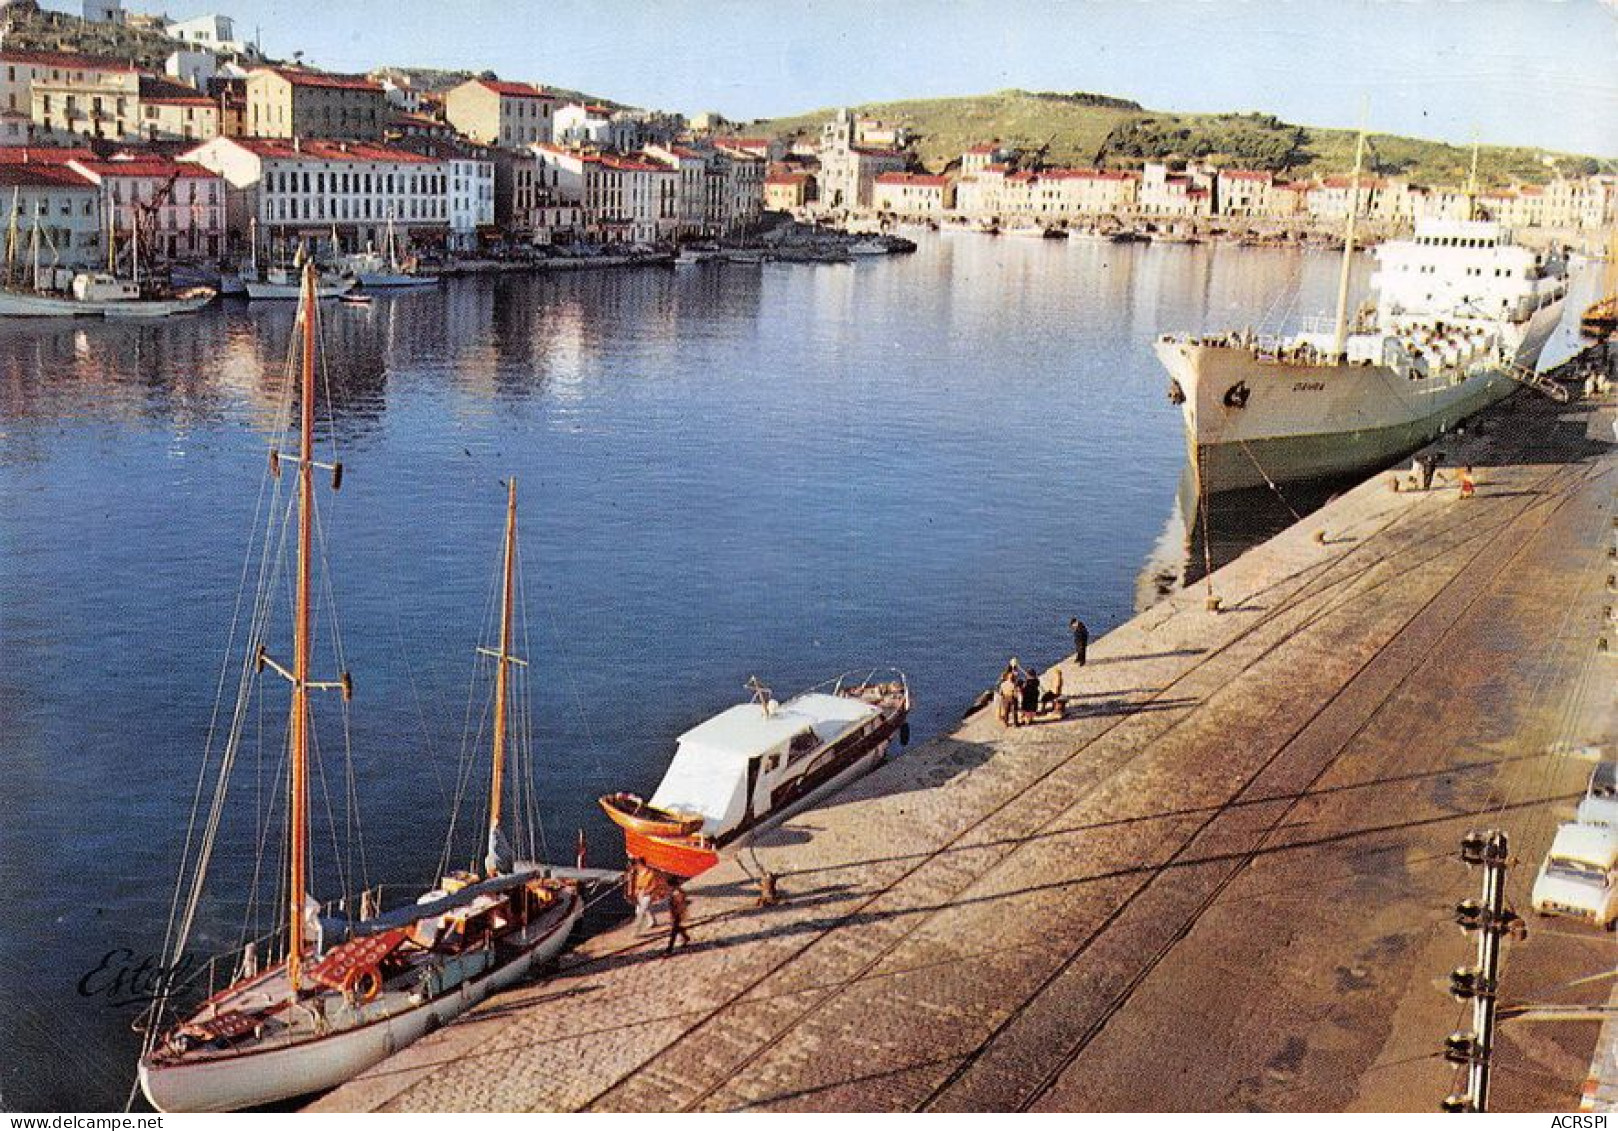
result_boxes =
[138,75,218,141]
[711,144,764,233]
[644,143,708,235]
[817,108,907,209]
[443,78,555,149]
[1138,162,1214,217]
[527,143,677,244]
[1304,174,1383,221]
[872,171,950,215]
[66,155,226,262]
[82,0,122,24]
[763,168,813,211]
[181,135,447,252]
[207,76,246,137]
[1214,169,1272,217]
[0,159,101,265]
[165,49,217,89]
[960,142,1016,177]
[394,136,494,250]
[245,68,386,141]
[1,49,141,144]
[165,14,256,57]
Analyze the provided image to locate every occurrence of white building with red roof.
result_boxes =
[817,108,908,210]
[245,68,387,141]
[67,156,226,263]
[1214,168,1273,217]
[443,78,556,150]
[137,76,219,142]
[0,49,141,144]
[181,136,447,251]
[872,171,951,216]
[0,160,102,265]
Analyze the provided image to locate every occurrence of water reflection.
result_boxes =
[0,236,1415,1110]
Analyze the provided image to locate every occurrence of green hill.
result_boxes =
[749,89,1605,186]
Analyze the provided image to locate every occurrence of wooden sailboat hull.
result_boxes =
[598,793,706,838]
[138,889,582,1113]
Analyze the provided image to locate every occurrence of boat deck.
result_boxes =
[315,352,1617,1112]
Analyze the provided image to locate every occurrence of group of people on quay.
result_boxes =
[994,616,1089,729]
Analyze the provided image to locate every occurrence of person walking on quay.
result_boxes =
[1070,617,1089,666]
[1458,466,1476,499]
[1040,664,1065,718]
[665,885,692,955]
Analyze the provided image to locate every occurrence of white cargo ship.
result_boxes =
[1156,182,1568,494]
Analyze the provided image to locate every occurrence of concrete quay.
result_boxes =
[316,367,1616,1113]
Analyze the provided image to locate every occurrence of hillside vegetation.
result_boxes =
[2,5,197,71]
[752,89,1605,186]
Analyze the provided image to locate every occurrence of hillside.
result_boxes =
[750,89,1605,186]
[1,5,200,70]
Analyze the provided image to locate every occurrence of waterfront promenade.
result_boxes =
[317,368,1616,1113]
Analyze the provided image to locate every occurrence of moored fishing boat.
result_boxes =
[136,264,581,1112]
[600,672,909,880]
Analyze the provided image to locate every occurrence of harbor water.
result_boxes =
[0,233,1540,1109]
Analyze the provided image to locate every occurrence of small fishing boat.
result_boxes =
[847,237,890,256]
[137,265,581,1112]
[600,673,909,880]
[339,292,374,307]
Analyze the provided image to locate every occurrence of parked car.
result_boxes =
[1576,763,1618,828]
[1531,822,1618,928]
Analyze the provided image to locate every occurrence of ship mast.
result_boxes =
[484,478,521,876]
[256,262,349,991]
[1331,126,1368,360]
[287,261,317,991]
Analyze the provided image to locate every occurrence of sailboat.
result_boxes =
[243,221,355,300]
[137,264,581,1113]
[0,187,215,317]
[338,212,438,289]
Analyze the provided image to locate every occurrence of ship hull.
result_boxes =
[138,889,581,1112]
[356,273,438,288]
[1157,297,1564,494]
[0,289,215,318]
[245,278,355,300]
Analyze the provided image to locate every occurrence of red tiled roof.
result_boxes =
[600,154,669,173]
[966,143,1001,155]
[1042,168,1134,181]
[875,172,946,187]
[1219,169,1272,181]
[851,146,903,158]
[478,79,554,100]
[71,159,219,180]
[259,68,382,93]
[726,137,769,148]
[0,48,137,72]
[765,171,811,185]
[223,138,437,163]
[0,163,95,188]
[0,146,97,164]
[139,76,214,105]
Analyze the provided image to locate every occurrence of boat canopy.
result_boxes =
[650,692,879,835]
[1548,822,1618,871]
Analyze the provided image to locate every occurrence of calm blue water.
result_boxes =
[0,234,1404,1109]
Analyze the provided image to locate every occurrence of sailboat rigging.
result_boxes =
[136,263,581,1113]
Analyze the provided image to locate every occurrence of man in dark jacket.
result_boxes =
[1070,617,1089,666]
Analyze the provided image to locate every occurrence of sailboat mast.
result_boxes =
[1331,127,1368,360]
[488,477,517,871]
[287,262,317,991]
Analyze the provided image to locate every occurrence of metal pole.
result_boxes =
[1470,831,1508,1112]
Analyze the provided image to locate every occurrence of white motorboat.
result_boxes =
[600,672,910,880]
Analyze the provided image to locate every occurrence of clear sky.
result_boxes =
[148,0,1618,156]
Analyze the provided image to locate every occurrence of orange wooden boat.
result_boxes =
[624,829,720,881]
[597,792,706,838]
